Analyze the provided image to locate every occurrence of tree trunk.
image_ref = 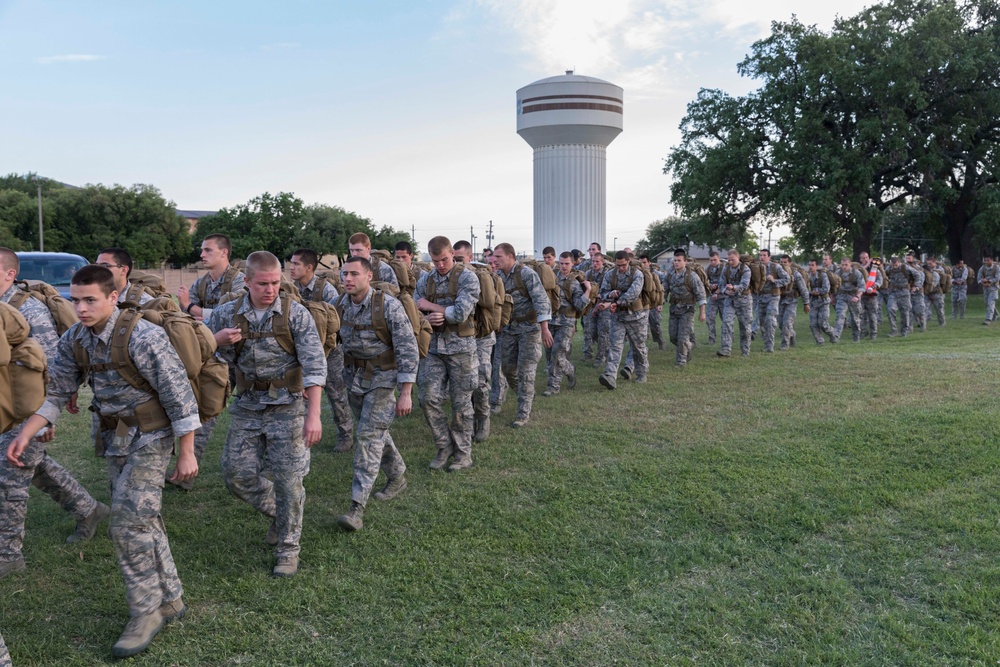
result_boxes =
[851,219,874,261]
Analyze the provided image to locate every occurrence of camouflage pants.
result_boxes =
[0,427,97,562]
[706,296,722,343]
[473,336,495,420]
[348,386,406,506]
[887,291,913,335]
[192,415,218,464]
[581,312,596,359]
[751,294,760,333]
[489,339,507,409]
[668,304,695,365]
[778,298,798,348]
[927,293,946,325]
[221,401,310,559]
[500,328,542,421]
[418,350,476,460]
[324,347,354,444]
[594,310,611,365]
[951,286,967,318]
[808,296,833,343]
[0,632,8,667]
[547,324,576,391]
[880,290,889,322]
[720,294,752,355]
[755,295,779,351]
[106,435,183,617]
[606,315,648,379]
[911,291,927,330]
[648,307,664,346]
[860,295,879,339]
[833,295,862,342]
[985,287,999,323]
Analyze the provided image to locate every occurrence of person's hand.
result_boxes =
[170,451,199,482]
[67,392,79,415]
[396,392,412,417]
[425,312,445,326]
[302,414,322,448]
[215,327,243,346]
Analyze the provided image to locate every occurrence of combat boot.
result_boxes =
[429,447,453,471]
[448,456,473,472]
[599,373,617,390]
[541,388,558,397]
[566,372,576,389]
[334,434,353,453]
[112,612,165,658]
[474,417,490,443]
[374,476,407,501]
[510,416,529,428]
[272,555,299,578]
[337,502,364,532]
[620,366,633,380]
[160,597,187,622]
[0,557,26,579]
[67,502,110,544]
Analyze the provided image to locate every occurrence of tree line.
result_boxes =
[0,174,412,266]
[662,0,1000,264]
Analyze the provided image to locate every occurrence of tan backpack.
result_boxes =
[370,250,416,297]
[429,263,506,338]
[8,280,79,336]
[739,257,766,295]
[557,270,589,318]
[0,303,48,435]
[519,260,562,316]
[124,271,171,302]
[221,282,341,356]
[609,261,662,310]
[72,305,230,422]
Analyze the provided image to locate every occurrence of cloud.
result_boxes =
[36,54,106,64]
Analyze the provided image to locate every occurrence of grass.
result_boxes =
[4,298,1000,665]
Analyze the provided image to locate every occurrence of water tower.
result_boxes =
[516,71,623,256]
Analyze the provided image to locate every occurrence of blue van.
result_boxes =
[15,252,90,298]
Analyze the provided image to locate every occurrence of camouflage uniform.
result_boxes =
[717,262,753,356]
[497,264,552,422]
[832,266,865,342]
[0,285,100,568]
[665,266,707,366]
[907,263,928,332]
[885,263,922,336]
[585,264,612,365]
[0,632,8,667]
[338,288,418,505]
[415,265,480,464]
[295,275,353,448]
[39,309,201,617]
[118,281,154,306]
[705,263,724,344]
[601,265,648,380]
[951,265,970,319]
[779,267,809,349]
[489,341,507,411]
[207,295,327,561]
[647,267,667,350]
[926,266,946,326]
[979,263,1000,323]
[582,263,609,360]
[858,265,882,340]
[474,333,496,420]
[188,266,246,465]
[755,261,789,352]
[806,269,833,344]
[547,273,590,392]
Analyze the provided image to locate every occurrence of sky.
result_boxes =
[0,0,873,255]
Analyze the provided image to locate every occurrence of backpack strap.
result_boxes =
[233,293,296,359]
[311,276,328,302]
[510,264,538,323]
[338,290,396,379]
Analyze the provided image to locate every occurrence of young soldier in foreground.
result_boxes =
[415,236,480,471]
[493,243,553,427]
[288,248,354,453]
[664,250,706,367]
[335,257,418,531]
[7,265,200,659]
[207,251,326,577]
[545,252,591,395]
[597,250,648,388]
[0,249,108,581]
[453,240,493,442]
[173,233,246,486]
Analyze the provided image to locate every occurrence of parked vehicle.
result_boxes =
[15,252,90,298]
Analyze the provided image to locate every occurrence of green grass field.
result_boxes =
[4,298,1000,666]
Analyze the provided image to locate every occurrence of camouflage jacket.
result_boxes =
[38,309,201,457]
[600,266,646,321]
[118,281,154,306]
[369,257,400,287]
[807,270,830,299]
[414,264,480,355]
[952,265,971,286]
[758,261,790,298]
[552,271,590,328]
[190,266,246,318]
[835,267,866,296]
[718,262,752,298]
[585,264,611,294]
[1,284,59,359]
[885,264,922,291]
[296,274,340,304]
[665,267,707,308]
[781,268,810,306]
[706,263,724,298]
[978,263,1000,288]
[338,287,419,393]
[499,264,552,334]
[207,295,327,410]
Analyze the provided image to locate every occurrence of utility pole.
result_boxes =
[470,225,476,257]
[411,224,416,244]
[485,220,494,249]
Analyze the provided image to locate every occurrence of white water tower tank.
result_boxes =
[516,71,623,256]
